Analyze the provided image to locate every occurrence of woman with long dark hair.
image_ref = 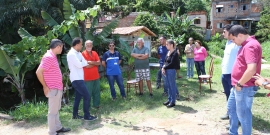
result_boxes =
[162,39,179,108]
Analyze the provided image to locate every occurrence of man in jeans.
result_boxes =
[102,41,126,100]
[227,25,261,135]
[131,38,153,97]
[220,24,240,120]
[67,37,97,121]
[156,36,168,96]
[36,39,71,135]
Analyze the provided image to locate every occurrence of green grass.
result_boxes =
[4,56,270,134]
[262,41,270,63]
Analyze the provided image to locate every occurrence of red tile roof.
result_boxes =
[112,26,156,36]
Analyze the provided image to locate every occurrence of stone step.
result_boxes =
[0,113,13,120]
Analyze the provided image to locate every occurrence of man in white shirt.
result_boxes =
[67,37,97,121]
[220,24,240,120]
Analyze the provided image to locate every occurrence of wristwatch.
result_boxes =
[262,81,269,89]
[236,82,243,88]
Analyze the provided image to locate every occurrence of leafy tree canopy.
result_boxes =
[133,12,159,38]
[184,0,207,12]
[255,0,270,42]
[134,0,186,15]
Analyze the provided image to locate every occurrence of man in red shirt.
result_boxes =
[82,40,101,109]
[36,39,71,135]
[227,25,262,135]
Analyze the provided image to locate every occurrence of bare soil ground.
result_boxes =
[1,64,270,135]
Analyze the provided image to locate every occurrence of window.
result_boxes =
[194,19,200,24]
[241,5,248,10]
[231,21,238,25]
[216,23,223,28]
[216,5,224,13]
[244,21,249,28]
[230,5,234,8]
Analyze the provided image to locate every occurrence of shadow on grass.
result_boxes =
[253,115,270,134]
[173,105,198,113]
[254,92,268,97]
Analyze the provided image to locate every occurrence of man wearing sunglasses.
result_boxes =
[102,41,126,100]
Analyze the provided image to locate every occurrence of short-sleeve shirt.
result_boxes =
[102,51,122,75]
[132,46,150,69]
[184,44,195,58]
[221,40,240,74]
[231,36,262,86]
[158,45,168,67]
[194,46,208,61]
[39,50,63,90]
[82,50,100,81]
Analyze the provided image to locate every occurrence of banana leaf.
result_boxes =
[41,11,59,27]
[0,48,19,76]
[63,0,73,20]
[18,27,33,38]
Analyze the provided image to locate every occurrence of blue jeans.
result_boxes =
[156,67,162,86]
[186,58,194,78]
[72,80,90,119]
[165,69,177,103]
[221,74,232,101]
[156,67,169,93]
[227,86,258,135]
[194,61,206,79]
[107,75,126,98]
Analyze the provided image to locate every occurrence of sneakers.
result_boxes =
[166,103,175,108]
[72,115,83,119]
[84,115,97,121]
[156,85,161,89]
[162,92,168,96]
[220,114,229,120]
[176,94,180,101]
[149,93,153,97]
[56,127,71,133]
[112,97,116,101]
[139,92,143,96]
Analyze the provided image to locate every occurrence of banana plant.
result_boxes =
[116,39,134,80]
[0,49,26,104]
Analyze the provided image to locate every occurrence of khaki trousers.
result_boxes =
[46,89,63,135]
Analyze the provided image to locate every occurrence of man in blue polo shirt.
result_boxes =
[102,41,126,100]
[156,36,169,96]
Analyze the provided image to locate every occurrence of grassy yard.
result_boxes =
[3,56,270,134]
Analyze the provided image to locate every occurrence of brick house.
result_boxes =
[210,0,262,35]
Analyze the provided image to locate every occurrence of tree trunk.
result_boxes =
[18,88,26,104]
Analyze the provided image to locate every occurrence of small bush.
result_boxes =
[261,41,270,62]
[9,101,48,120]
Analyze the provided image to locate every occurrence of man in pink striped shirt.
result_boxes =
[36,39,70,135]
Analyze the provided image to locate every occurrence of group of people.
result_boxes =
[219,24,266,135]
[35,37,156,135]
[156,36,208,101]
[35,24,268,135]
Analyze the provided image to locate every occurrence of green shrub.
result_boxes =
[9,101,48,120]
[207,40,226,57]
[261,41,270,62]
